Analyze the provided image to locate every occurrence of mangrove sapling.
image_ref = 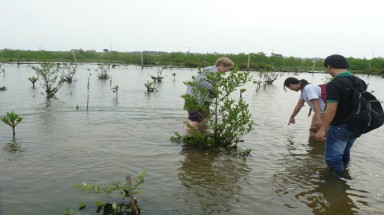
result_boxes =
[112,85,119,101]
[252,79,264,92]
[112,85,119,94]
[171,67,254,155]
[66,170,147,215]
[60,61,77,83]
[32,62,64,98]
[1,112,23,139]
[172,72,176,80]
[150,67,165,82]
[96,63,110,80]
[144,80,157,92]
[28,76,39,88]
[258,71,280,85]
[0,86,6,91]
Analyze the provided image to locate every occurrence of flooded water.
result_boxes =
[0,64,384,215]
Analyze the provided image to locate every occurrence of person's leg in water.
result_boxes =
[324,124,356,175]
[186,102,209,134]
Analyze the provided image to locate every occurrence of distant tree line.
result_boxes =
[1,49,383,75]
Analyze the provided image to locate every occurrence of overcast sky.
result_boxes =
[1,0,383,59]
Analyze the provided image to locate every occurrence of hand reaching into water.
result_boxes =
[288,117,295,125]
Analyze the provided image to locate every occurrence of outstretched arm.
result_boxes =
[288,99,305,125]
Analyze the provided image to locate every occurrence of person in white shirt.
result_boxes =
[284,77,326,138]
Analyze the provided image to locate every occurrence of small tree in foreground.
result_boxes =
[1,112,23,139]
[171,68,253,156]
[32,62,64,98]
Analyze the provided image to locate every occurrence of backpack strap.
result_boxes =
[336,76,365,93]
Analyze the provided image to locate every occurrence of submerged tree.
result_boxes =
[171,68,253,155]
[144,80,157,92]
[258,71,280,85]
[32,62,64,98]
[1,112,23,139]
[150,67,165,82]
[96,63,110,80]
[60,61,77,83]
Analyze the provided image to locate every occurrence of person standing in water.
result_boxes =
[184,57,234,129]
[315,54,366,175]
[284,77,326,138]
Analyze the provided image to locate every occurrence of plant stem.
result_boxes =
[125,175,137,215]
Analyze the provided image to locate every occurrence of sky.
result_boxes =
[1,0,383,59]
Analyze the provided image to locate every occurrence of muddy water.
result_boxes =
[0,64,383,215]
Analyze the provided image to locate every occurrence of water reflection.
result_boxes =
[273,138,366,214]
[178,147,250,214]
[296,170,361,214]
[3,140,25,160]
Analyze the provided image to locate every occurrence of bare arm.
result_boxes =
[288,99,305,125]
[315,102,337,141]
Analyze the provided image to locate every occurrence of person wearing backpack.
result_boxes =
[315,54,367,175]
[284,77,327,138]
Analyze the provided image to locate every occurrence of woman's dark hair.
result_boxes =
[283,77,309,91]
[323,54,349,69]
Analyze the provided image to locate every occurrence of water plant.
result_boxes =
[258,71,280,85]
[150,67,165,82]
[1,112,23,139]
[171,67,253,156]
[28,76,39,88]
[96,63,110,80]
[144,80,157,92]
[65,171,147,215]
[0,86,6,91]
[32,62,64,98]
[60,61,77,83]
[112,85,119,94]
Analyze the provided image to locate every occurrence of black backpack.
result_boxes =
[338,77,384,134]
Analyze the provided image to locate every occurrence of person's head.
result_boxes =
[283,77,309,92]
[323,54,349,76]
[215,57,234,73]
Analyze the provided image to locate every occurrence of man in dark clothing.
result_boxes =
[315,54,367,175]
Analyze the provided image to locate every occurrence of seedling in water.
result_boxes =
[1,112,23,139]
[28,76,39,88]
[144,80,157,92]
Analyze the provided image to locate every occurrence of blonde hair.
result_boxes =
[215,57,234,68]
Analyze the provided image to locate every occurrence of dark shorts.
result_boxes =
[188,110,205,122]
[185,99,209,123]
